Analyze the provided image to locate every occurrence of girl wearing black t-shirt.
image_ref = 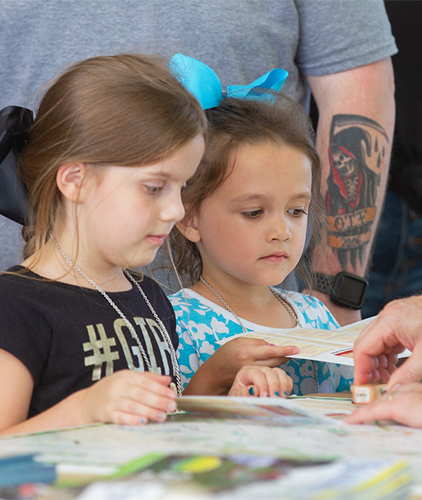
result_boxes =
[0,54,292,436]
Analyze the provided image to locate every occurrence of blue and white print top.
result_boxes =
[169,288,353,396]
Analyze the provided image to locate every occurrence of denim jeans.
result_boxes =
[362,189,422,318]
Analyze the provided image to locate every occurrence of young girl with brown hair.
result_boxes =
[168,57,353,395]
[0,54,292,436]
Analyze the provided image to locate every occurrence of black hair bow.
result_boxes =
[0,106,33,225]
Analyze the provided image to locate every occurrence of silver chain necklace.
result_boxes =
[200,276,302,331]
[50,232,182,396]
[199,276,319,393]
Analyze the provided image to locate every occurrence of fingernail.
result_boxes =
[168,401,177,412]
[275,391,280,397]
[248,387,256,396]
[390,383,402,391]
[292,348,299,354]
[139,417,147,424]
[158,413,166,421]
[283,391,288,398]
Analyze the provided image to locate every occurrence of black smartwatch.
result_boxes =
[314,272,368,310]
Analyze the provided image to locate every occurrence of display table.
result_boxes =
[0,396,420,499]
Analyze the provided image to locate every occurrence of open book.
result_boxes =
[219,316,410,366]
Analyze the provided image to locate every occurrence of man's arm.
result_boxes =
[306,57,395,326]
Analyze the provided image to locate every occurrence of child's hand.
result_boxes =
[184,337,298,396]
[210,337,298,388]
[80,370,177,425]
[227,366,293,398]
[223,336,298,366]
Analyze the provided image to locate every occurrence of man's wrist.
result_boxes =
[314,271,368,310]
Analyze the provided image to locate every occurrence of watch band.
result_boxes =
[314,271,368,309]
[314,272,334,295]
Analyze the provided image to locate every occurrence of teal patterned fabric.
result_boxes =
[169,289,353,395]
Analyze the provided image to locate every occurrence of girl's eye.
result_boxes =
[242,209,264,219]
[145,185,164,194]
[288,207,308,217]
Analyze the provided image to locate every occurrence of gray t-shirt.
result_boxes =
[0,0,397,270]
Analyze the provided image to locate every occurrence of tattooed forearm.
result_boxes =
[325,114,389,270]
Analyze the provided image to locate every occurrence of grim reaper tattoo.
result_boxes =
[326,115,389,269]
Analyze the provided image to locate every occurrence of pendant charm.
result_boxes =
[170,382,179,396]
[169,382,181,414]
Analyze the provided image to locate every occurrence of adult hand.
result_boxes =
[344,383,422,428]
[353,296,422,388]
[228,366,293,398]
[81,370,177,425]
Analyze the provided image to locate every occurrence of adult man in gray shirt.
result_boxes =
[0,0,396,325]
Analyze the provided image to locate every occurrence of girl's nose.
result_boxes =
[160,191,185,223]
[268,215,292,241]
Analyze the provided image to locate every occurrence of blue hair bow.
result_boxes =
[170,53,288,109]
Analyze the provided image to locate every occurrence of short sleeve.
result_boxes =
[296,0,397,76]
[0,282,52,384]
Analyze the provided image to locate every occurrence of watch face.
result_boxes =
[333,273,367,309]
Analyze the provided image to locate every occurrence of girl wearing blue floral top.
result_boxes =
[168,62,353,395]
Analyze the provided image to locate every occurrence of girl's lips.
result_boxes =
[260,253,287,263]
[146,234,168,245]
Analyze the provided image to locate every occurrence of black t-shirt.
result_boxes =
[385,1,422,214]
[0,267,178,417]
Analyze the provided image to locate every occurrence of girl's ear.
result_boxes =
[56,163,87,203]
[176,213,201,243]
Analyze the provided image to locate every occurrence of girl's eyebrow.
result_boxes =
[140,169,178,181]
[230,191,312,203]
[291,191,312,201]
[230,193,268,203]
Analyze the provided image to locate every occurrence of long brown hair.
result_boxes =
[19,54,207,258]
[169,95,325,288]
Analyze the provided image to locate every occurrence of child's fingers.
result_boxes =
[227,385,255,397]
[125,374,177,414]
[228,365,294,398]
[89,370,178,425]
[235,367,293,398]
[110,399,171,426]
[109,381,178,425]
[272,367,293,397]
[128,385,177,412]
[141,372,174,386]
[253,367,292,397]
[252,345,299,366]
[241,368,270,396]
[128,372,177,400]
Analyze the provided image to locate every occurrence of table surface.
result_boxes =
[1,395,421,499]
